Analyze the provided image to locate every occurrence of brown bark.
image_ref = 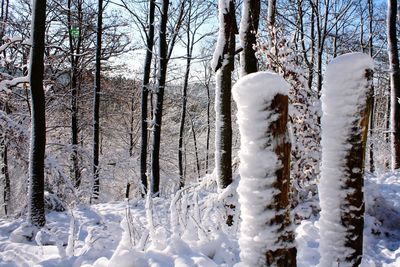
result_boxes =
[239,0,260,76]
[341,69,373,265]
[266,94,296,266]
[214,0,237,189]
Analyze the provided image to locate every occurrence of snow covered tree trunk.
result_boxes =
[178,0,194,188]
[1,102,10,215]
[1,138,9,215]
[319,53,373,266]
[233,72,296,267]
[28,0,47,227]
[151,0,169,195]
[368,0,375,173]
[92,0,103,200]
[140,0,155,195]
[67,0,82,188]
[205,67,211,174]
[0,0,8,42]
[212,0,237,189]
[239,0,260,76]
[0,0,9,215]
[387,0,400,170]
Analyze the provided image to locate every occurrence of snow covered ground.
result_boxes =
[0,172,399,266]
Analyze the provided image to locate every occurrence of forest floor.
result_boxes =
[0,172,399,267]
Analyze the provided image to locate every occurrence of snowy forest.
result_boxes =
[0,0,399,266]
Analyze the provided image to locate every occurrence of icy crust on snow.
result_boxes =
[232,72,290,266]
[318,52,374,267]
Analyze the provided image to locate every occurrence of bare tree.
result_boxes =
[151,0,170,194]
[151,0,187,194]
[67,0,83,188]
[0,112,10,215]
[92,0,103,200]
[0,0,9,41]
[239,0,260,76]
[178,0,213,187]
[387,0,400,169]
[139,0,156,195]
[0,0,10,215]
[368,0,375,172]
[212,0,237,189]
[28,0,47,227]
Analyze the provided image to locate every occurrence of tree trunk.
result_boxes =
[314,0,329,95]
[308,7,315,90]
[0,0,9,42]
[388,0,400,169]
[212,0,237,189]
[368,0,375,173]
[178,0,196,188]
[205,74,210,174]
[125,182,130,199]
[267,0,277,64]
[140,0,155,195]
[267,0,276,30]
[28,0,47,227]
[239,0,260,76]
[68,0,82,188]
[189,112,201,181]
[1,138,9,215]
[151,0,169,195]
[360,2,364,53]
[387,92,391,169]
[0,0,10,215]
[129,82,135,158]
[92,0,103,200]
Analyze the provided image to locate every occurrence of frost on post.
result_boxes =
[318,53,374,266]
[233,72,296,266]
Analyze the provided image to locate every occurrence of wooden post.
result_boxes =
[319,53,373,266]
[233,72,296,266]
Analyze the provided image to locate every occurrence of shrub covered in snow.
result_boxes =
[255,32,321,214]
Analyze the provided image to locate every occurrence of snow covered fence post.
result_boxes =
[233,72,296,266]
[318,53,374,266]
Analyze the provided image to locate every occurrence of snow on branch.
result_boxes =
[0,76,29,93]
